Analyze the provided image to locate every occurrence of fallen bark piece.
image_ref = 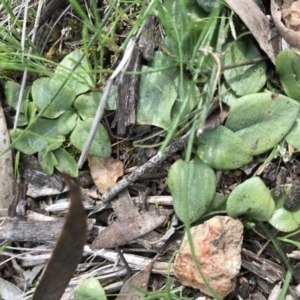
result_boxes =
[271,0,300,48]
[282,0,300,31]
[174,216,243,298]
[242,248,285,283]
[0,218,94,241]
[0,104,14,217]
[21,154,66,198]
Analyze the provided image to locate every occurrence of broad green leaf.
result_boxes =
[38,150,58,175]
[5,81,30,112]
[269,186,300,232]
[32,78,75,118]
[227,177,275,221]
[205,192,228,214]
[74,92,101,120]
[225,93,299,155]
[224,38,266,96]
[149,51,178,77]
[53,148,78,177]
[57,110,78,135]
[168,157,216,223]
[74,277,107,300]
[220,82,238,106]
[10,128,36,155]
[9,119,64,155]
[276,48,300,101]
[149,52,199,122]
[196,0,217,12]
[286,114,300,149]
[12,113,27,126]
[137,66,177,130]
[25,102,37,125]
[28,118,63,152]
[70,119,111,157]
[196,126,253,169]
[54,49,95,95]
[170,70,199,122]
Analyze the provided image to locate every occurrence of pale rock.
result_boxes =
[174,216,243,298]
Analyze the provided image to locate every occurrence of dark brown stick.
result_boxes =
[27,0,67,34]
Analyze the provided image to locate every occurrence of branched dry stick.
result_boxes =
[90,132,190,215]
[201,56,267,75]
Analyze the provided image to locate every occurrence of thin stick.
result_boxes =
[77,38,136,168]
[115,244,132,279]
[201,56,267,76]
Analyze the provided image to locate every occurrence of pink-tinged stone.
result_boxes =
[174,216,243,298]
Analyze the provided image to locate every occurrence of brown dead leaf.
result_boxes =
[89,156,124,194]
[204,103,229,130]
[91,211,170,249]
[116,254,159,300]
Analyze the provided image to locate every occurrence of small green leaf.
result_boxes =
[54,49,95,95]
[225,93,299,155]
[196,126,253,170]
[285,114,300,150]
[205,192,228,213]
[168,157,216,223]
[149,51,178,76]
[28,118,63,152]
[170,70,199,122]
[224,38,266,96]
[106,85,117,111]
[10,129,37,155]
[220,82,238,106]
[9,119,64,155]
[25,102,37,125]
[5,81,30,112]
[53,148,78,177]
[74,92,101,120]
[70,119,111,157]
[57,110,78,135]
[74,277,107,300]
[227,177,275,221]
[38,150,58,175]
[269,186,300,232]
[137,66,177,130]
[12,113,27,126]
[32,78,75,118]
[276,48,300,101]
